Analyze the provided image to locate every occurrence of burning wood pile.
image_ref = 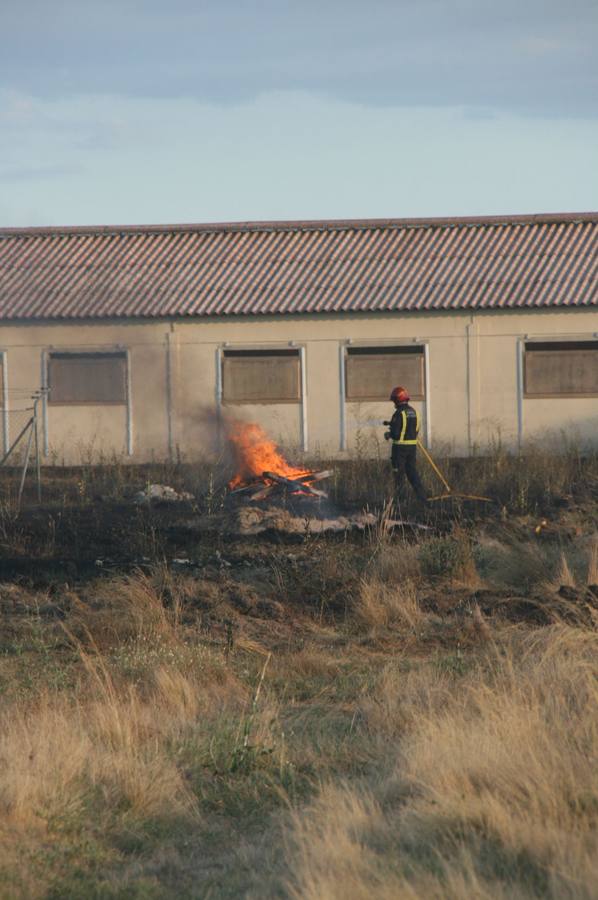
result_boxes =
[227,421,332,502]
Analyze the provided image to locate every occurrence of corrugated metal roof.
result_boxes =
[0,213,596,321]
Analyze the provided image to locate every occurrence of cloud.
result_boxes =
[0,91,596,227]
[517,36,562,56]
[0,163,85,181]
[1,0,597,116]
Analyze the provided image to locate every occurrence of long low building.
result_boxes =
[0,212,596,463]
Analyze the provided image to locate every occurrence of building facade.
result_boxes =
[0,213,596,462]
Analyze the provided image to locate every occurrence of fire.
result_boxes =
[227,420,312,489]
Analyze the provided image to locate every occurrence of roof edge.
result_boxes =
[1,211,597,238]
[2,302,596,327]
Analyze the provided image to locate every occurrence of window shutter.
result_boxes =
[524,343,598,397]
[345,348,424,401]
[48,353,127,404]
[222,351,301,403]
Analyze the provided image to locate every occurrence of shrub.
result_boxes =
[418,531,478,582]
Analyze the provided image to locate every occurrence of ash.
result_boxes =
[230,504,378,536]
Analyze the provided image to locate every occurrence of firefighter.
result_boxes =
[384,386,428,504]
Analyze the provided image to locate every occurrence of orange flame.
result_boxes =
[227,420,312,489]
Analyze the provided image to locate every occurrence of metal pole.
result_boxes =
[465,321,473,453]
[423,342,432,449]
[125,349,133,456]
[165,331,174,461]
[33,398,42,503]
[299,345,308,453]
[215,346,223,453]
[1,352,8,456]
[339,343,347,452]
[41,351,49,456]
[516,338,525,451]
[17,417,35,510]
[0,415,33,467]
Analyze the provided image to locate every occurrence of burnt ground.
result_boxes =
[1,480,597,645]
[0,451,596,654]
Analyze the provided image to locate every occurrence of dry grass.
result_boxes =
[69,569,182,650]
[476,532,598,598]
[587,534,598,585]
[552,552,577,590]
[286,626,598,900]
[2,600,598,898]
[417,528,483,587]
[355,577,424,632]
[0,570,293,895]
[0,462,597,897]
[325,439,598,514]
[0,661,212,835]
[370,540,422,584]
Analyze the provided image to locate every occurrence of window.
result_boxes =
[524,342,598,398]
[222,349,301,403]
[48,352,127,404]
[345,346,425,401]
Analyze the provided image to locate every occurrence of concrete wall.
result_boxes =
[0,307,596,463]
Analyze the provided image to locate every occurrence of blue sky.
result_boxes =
[1,0,597,226]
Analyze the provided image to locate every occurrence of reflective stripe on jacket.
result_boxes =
[390,404,420,446]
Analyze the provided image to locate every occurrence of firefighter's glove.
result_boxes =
[383,420,391,426]
[384,431,391,441]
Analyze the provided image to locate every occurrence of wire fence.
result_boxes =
[0,394,43,509]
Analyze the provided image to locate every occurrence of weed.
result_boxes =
[230,652,272,773]
[418,531,477,581]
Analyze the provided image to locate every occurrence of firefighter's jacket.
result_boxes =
[389,403,420,447]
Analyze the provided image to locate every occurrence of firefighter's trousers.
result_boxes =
[391,445,427,503]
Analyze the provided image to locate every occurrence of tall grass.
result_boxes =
[1,577,597,896]
[287,626,598,899]
[327,440,598,515]
[355,578,423,632]
[0,449,596,898]
[2,437,596,517]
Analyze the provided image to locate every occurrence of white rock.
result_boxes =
[133,484,194,504]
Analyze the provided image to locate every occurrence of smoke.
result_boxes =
[181,405,234,476]
[185,406,274,477]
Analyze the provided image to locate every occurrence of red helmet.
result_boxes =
[390,385,410,404]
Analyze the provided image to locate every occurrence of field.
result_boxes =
[0,445,597,899]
